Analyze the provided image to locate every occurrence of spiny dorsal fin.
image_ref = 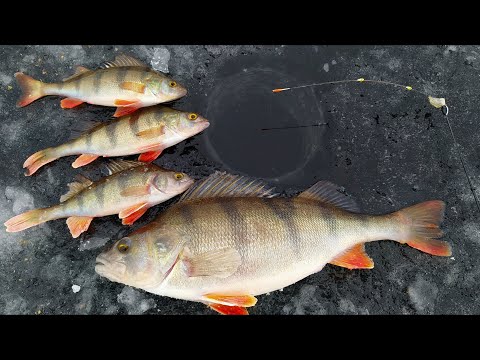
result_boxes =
[179,172,277,202]
[105,159,145,176]
[60,174,93,202]
[298,180,359,212]
[63,66,92,82]
[102,54,147,69]
[69,119,105,140]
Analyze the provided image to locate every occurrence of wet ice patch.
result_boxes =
[0,73,12,86]
[36,45,86,63]
[1,121,24,148]
[387,58,401,70]
[150,47,170,73]
[1,293,28,314]
[171,46,195,77]
[117,286,156,314]
[408,275,438,314]
[5,186,35,214]
[282,285,326,315]
[338,298,369,314]
[79,236,111,251]
[462,222,480,244]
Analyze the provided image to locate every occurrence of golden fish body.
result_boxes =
[46,67,183,107]
[23,106,209,175]
[15,54,187,114]
[136,197,394,298]
[64,107,207,157]
[95,174,450,314]
[4,162,193,238]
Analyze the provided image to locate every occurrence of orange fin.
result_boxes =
[329,244,374,269]
[118,202,148,220]
[23,148,58,176]
[114,99,138,106]
[121,207,149,225]
[60,98,85,109]
[72,154,99,168]
[202,293,257,307]
[66,216,93,238]
[138,150,163,163]
[120,185,150,197]
[15,72,45,107]
[395,200,451,256]
[4,209,46,232]
[208,303,249,315]
[136,125,165,140]
[114,105,140,117]
[120,81,146,93]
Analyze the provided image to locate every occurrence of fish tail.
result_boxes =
[393,200,451,256]
[23,147,60,176]
[4,208,50,232]
[15,72,46,107]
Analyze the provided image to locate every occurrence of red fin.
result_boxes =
[203,293,257,307]
[120,81,146,93]
[60,98,85,109]
[138,150,163,163]
[4,209,46,232]
[120,185,150,197]
[136,125,165,140]
[329,244,374,269]
[396,200,451,256]
[23,148,58,176]
[118,202,148,220]
[15,72,45,107]
[72,154,99,168]
[66,216,93,238]
[114,99,138,106]
[114,105,140,117]
[208,303,249,315]
[121,207,149,225]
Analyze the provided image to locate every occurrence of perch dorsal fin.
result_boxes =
[63,66,92,81]
[60,175,93,202]
[102,54,147,69]
[298,180,359,212]
[179,172,277,202]
[105,159,145,176]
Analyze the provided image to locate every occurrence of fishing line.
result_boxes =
[270,77,480,214]
[442,105,480,214]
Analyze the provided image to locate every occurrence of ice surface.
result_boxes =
[150,47,171,73]
[117,286,156,315]
[408,275,439,314]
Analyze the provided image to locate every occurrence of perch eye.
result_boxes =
[117,238,131,253]
[174,173,184,180]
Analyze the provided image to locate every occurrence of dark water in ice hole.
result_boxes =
[203,68,332,186]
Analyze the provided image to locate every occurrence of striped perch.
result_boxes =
[4,160,193,238]
[22,106,209,176]
[95,172,452,315]
[15,54,187,117]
